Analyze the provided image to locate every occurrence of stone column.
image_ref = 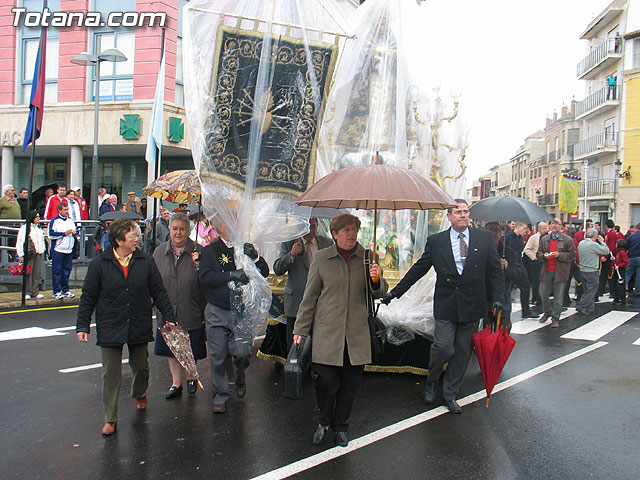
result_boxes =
[1,146,14,187]
[69,145,84,190]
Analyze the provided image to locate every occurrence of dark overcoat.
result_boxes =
[76,247,175,346]
[391,227,504,322]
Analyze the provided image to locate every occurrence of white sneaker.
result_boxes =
[35,293,44,299]
[64,292,75,298]
[24,294,31,300]
[53,292,63,299]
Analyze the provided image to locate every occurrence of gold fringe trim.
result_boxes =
[266,318,285,326]
[256,350,286,365]
[364,365,429,376]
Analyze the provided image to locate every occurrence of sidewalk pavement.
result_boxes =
[0,288,82,310]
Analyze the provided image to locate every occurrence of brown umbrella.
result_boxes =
[295,162,456,247]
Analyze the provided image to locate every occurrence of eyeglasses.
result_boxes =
[126,233,140,240]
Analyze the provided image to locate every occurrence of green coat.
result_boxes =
[293,243,388,367]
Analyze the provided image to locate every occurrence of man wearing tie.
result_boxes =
[382,199,504,413]
[273,218,333,349]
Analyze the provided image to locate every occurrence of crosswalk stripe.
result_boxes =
[633,337,640,346]
[59,358,129,373]
[0,327,67,342]
[561,311,637,341]
[510,307,576,335]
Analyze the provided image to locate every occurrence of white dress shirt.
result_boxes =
[450,227,470,275]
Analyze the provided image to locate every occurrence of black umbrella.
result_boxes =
[469,196,553,224]
[99,210,142,221]
[30,183,58,215]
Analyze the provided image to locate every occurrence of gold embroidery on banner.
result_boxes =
[202,25,337,195]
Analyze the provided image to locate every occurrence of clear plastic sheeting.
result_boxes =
[230,250,273,354]
[182,0,353,348]
[310,0,468,343]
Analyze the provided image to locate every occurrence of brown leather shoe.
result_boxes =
[539,313,550,323]
[101,422,117,436]
[550,320,560,328]
[135,395,147,410]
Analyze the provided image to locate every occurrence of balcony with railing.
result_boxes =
[548,150,557,163]
[575,86,620,120]
[576,38,621,79]
[573,132,616,160]
[579,178,616,197]
[538,193,558,206]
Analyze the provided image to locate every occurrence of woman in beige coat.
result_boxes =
[293,214,387,448]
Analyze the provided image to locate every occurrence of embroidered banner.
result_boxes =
[202,26,337,195]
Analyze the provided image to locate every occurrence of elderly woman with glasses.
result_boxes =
[293,213,387,448]
[152,212,207,399]
[76,217,175,437]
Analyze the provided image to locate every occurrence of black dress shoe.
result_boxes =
[165,385,183,399]
[187,380,197,394]
[424,381,437,404]
[312,425,327,445]
[335,431,349,447]
[444,398,462,414]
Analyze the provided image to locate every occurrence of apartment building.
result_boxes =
[534,103,581,221]
[619,0,640,227]
[574,0,626,226]
[509,131,544,200]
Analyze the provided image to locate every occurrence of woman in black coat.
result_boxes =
[76,217,175,437]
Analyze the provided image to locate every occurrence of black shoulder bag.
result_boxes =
[364,249,385,356]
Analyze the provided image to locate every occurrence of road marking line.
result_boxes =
[0,327,67,342]
[561,311,636,341]
[633,336,640,346]
[55,323,95,332]
[59,358,129,373]
[0,305,79,315]
[249,341,608,480]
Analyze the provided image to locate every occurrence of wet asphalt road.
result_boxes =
[2,299,640,480]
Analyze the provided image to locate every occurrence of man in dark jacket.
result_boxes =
[382,200,504,414]
[76,217,175,437]
[499,221,538,320]
[536,218,576,327]
[273,218,333,349]
[199,220,269,414]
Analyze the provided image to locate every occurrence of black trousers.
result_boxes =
[598,258,611,297]
[312,345,363,433]
[504,268,532,317]
[286,316,296,352]
[529,260,542,305]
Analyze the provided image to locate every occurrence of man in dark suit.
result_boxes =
[273,218,333,349]
[382,199,504,413]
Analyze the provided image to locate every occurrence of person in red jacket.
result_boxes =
[44,185,68,220]
[75,187,89,220]
[614,239,629,305]
[598,219,618,299]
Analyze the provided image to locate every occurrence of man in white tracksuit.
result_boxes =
[48,202,76,299]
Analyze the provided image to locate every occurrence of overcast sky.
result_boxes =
[404,0,612,187]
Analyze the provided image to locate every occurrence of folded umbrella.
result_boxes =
[472,309,516,406]
[158,324,204,390]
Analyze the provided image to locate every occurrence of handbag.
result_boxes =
[364,250,385,356]
[26,238,36,259]
[9,263,32,276]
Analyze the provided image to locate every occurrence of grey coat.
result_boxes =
[272,235,333,317]
[293,243,388,367]
[152,238,205,331]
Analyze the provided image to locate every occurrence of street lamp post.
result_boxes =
[71,47,127,220]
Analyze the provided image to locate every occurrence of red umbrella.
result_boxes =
[472,310,516,406]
